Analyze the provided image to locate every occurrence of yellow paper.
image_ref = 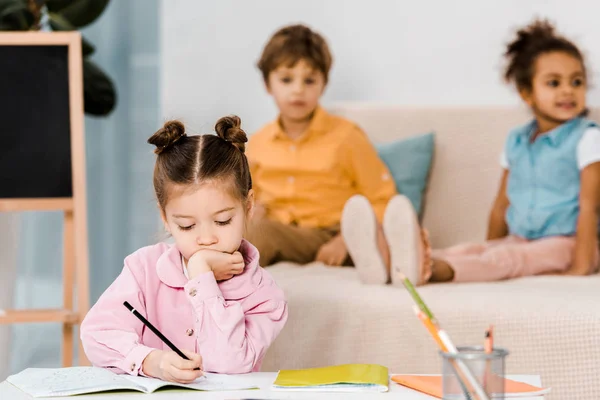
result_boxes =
[273,364,389,392]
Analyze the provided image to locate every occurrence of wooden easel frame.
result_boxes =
[0,32,89,367]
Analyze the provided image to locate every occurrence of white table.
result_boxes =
[0,373,544,399]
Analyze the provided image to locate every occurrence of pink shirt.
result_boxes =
[80,239,287,375]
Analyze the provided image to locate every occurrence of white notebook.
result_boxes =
[7,367,258,397]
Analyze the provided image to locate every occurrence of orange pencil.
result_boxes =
[484,325,494,353]
[483,325,494,390]
[412,306,480,399]
[413,305,447,351]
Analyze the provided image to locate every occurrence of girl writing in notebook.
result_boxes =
[81,116,288,382]
[386,19,600,285]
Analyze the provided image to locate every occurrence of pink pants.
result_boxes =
[432,235,599,283]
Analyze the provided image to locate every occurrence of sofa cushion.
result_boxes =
[376,132,434,216]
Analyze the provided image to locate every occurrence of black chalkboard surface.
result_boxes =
[0,44,72,198]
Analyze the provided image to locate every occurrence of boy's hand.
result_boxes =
[187,249,244,281]
[316,234,348,266]
[142,349,203,383]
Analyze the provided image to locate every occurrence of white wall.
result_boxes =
[161,0,600,134]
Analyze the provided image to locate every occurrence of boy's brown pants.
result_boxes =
[246,217,340,265]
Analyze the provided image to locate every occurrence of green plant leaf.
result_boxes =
[83,59,116,116]
[48,11,76,29]
[48,12,95,55]
[0,0,34,30]
[46,0,110,28]
[0,0,27,16]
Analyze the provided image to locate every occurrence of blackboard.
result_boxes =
[0,44,72,198]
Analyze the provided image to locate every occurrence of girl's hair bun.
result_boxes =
[215,115,248,153]
[148,120,187,155]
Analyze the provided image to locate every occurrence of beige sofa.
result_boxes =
[261,105,600,400]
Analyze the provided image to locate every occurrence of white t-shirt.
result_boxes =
[500,127,600,170]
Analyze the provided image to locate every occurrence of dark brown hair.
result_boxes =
[504,19,585,91]
[147,116,251,210]
[257,24,333,83]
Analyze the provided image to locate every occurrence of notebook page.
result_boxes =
[6,367,142,397]
[123,372,259,392]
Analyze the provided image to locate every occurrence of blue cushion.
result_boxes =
[376,132,435,215]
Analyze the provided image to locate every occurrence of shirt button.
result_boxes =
[290,145,296,151]
[130,363,136,372]
[288,176,295,184]
[186,328,194,336]
[188,288,197,297]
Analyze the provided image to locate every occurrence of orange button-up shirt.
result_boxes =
[247,107,396,228]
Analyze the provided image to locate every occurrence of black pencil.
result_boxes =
[123,301,200,371]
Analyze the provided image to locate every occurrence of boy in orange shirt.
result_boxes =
[247,24,419,285]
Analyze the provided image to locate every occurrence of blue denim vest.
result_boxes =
[505,117,597,239]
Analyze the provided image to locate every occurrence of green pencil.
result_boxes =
[396,272,435,322]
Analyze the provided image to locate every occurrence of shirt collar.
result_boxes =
[522,117,583,146]
[270,105,331,141]
[156,244,188,288]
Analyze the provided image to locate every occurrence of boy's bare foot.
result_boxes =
[341,195,389,285]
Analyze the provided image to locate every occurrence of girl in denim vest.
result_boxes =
[390,19,600,285]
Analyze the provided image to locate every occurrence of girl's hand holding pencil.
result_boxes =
[142,349,204,384]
